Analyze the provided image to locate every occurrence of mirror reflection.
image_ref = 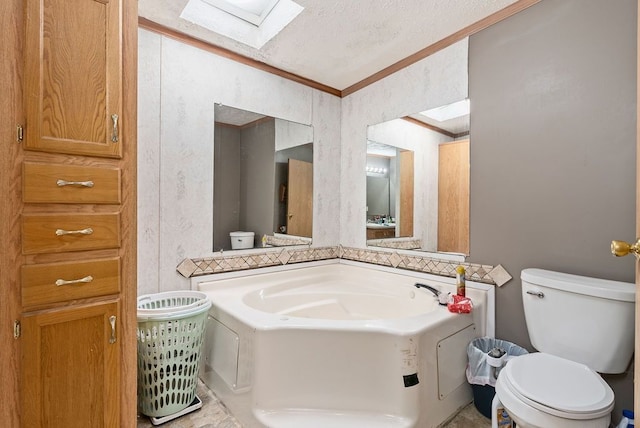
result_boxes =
[366,99,470,255]
[213,104,313,251]
[365,142,414,239]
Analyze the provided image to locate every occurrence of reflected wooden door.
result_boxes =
[399,150,414,237]
[286,159,312,238]
[438,140,470,254]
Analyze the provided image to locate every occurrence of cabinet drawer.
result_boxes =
[22,213,120,254]
[22,258,120,307]
[23,162,121,204]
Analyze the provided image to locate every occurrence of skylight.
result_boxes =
[203,0,280,26]
[181,0,303,49]
[421,99,470,122]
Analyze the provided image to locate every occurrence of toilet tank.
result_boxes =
[521,268,635,374]
[230,231,255,250]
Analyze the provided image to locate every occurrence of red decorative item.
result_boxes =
[447,294,473,314]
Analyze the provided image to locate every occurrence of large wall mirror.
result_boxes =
[366,99,470,255]
[213,104,313,251]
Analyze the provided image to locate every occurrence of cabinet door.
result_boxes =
[24,0,122,158]
[21,300,120,428]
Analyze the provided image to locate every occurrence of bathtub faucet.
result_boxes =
[414,282,440,297]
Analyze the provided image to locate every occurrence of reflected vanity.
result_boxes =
[366,99,470,255]
[213,104,313,251]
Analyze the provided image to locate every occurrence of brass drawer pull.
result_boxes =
[56,179,94,188]
[55,275,93,287]
[55,227,93,236]
[109,315,117,344]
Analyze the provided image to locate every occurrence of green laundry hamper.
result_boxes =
[136,291,212,418]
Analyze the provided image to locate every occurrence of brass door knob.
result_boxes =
[611,239,640,258]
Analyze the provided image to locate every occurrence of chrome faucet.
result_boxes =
[414,282,440,297]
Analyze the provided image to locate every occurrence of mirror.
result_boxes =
[366,99,470,255]
[365,142,414,240]
[213,104,313,251]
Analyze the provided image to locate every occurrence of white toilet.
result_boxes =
[495,268,635,428]
[229,231,255,249]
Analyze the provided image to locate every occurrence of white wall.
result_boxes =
[137,29,341,294]
[275,118,314,151]
[340,39,468,248]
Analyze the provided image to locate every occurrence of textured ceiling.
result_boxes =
[139,0,519,91]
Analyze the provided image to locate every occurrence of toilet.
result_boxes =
[230,231,255,249]
[494,268,635,428]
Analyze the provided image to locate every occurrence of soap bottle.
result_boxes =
[617,409,634,428]
[456,266,466,297]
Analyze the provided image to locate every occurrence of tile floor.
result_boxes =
[136,380,491,428]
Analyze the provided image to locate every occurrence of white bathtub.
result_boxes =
[195,261,494,428]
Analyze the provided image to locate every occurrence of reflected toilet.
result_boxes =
[230,231,255,249]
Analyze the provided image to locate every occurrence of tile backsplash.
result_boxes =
[177,245,503,285]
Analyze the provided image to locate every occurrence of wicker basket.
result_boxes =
[136,291,212,417]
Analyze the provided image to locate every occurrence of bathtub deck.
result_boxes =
[136,379,491,428]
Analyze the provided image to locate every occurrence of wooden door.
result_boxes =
[21,300,120,428]
[438,140,470,254]
[399,150,414,237]
[24,0,122,158]
[286,159,313,238]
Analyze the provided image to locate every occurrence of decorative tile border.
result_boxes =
[177,246,339,277]
[265,234,312,247]
[177,245,506,286]
[339,247,497,284]
[365,238,422,250]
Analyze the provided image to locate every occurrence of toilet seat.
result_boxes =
[500,353,614,419]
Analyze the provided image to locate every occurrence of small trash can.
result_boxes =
[136,291,212,418]
[466,337,528,418]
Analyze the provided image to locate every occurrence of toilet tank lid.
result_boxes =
[230,231,255,237]
[521,268,635,302]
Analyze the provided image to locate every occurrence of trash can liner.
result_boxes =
[466,337,528,387]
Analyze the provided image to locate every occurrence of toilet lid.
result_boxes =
[503,353,614,418]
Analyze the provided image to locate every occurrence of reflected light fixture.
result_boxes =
[366,166,387,174]
[202,0,280,26]
[420,98,470,122]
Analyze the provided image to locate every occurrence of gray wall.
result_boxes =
[469,0,636,417]
[240,119,276,245]
[214,119,276,250]
[213,125,241,251]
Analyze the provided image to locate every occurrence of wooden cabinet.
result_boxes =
[23,162,121,204]
[366,226,396,240]
[22,258,120,308]
[22,213,121,254]
[24,0,123,158]
[21,300,121,428]
[0,0,138,426]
